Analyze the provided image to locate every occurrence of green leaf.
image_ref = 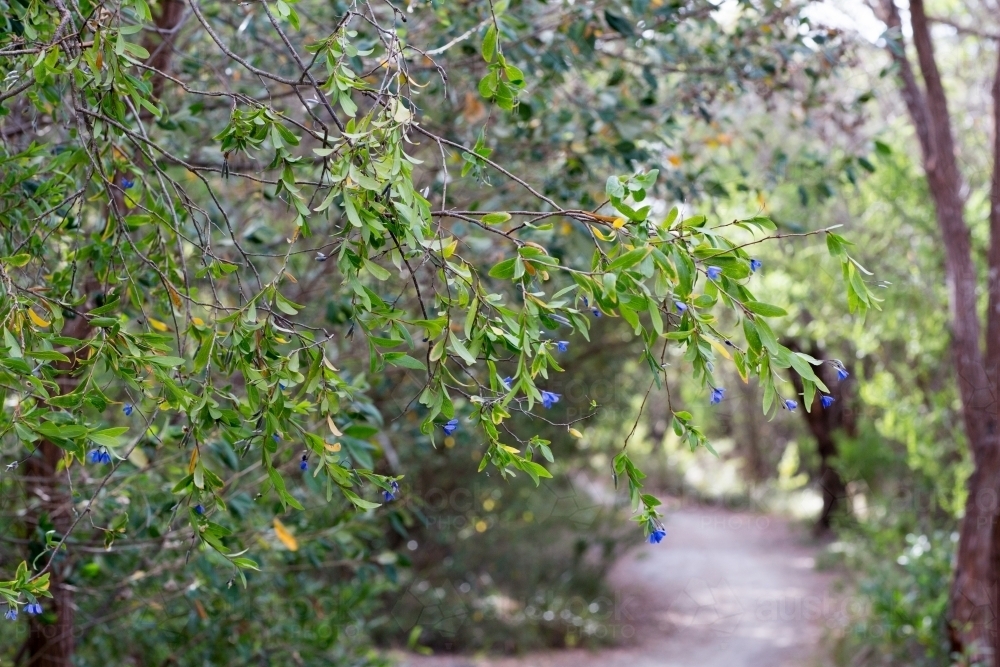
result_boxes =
[147,356,185,367]
[604,9,634,36]
[1,254,31,267]
[743,301,788,317]
[481,212,511,225]
[608,247,648,272]
[488,258,517,280]
[88,427,129,448]
[482,24,498,62]
[385,353,425,370]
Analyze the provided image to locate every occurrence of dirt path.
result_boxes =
[393,505,836,667]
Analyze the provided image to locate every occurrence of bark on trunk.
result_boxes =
[22,444,76,667]
[875,0,1000,660]
[20,310,94,666]
[787,342,855,534]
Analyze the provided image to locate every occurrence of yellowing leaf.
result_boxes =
[27,309,50,328]
[568,428,583,438]
[590,225,612,241]
[325,442,342,452]
[187,448,199,474]
[708,338,732,360]
[148,317,170,332]
[327,416,342,436]
[191,316,205,327]
[168,286,182,309]
[612,217,627,229]
[273,518,299,551]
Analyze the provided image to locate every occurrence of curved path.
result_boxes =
[394,505,836,667]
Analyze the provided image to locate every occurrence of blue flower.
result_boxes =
[502,376,513,390]
[25,603,42,616]
[648,528,666,545]
[709,387,725,405]
[582,297,589,307]
[442,418,459,435]
[121,177,135,190]
[5,607,16,621]
[706,266,722,280]
[88,448,111,465]
[551,314,570,326]
[750,259,762,273]
[122,403,133,416]
[556,341,569,352]
[299,456,308,471]
[194,504,205,515]
[820,395,835,409]
[540,391,561,409]
[383,480,400,502]
[784,399,798,411]
[675,301,687,313]
[591,308,602,318]
[837,367,849,381]
[272,434,280,442]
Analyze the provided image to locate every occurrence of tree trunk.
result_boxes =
[18,3,190,659]
[22,444,76,667]
[20,308,96,666]
[875,0,1000,660]
[786,341,855,534]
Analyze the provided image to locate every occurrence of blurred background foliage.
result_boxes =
[2,0,997,664]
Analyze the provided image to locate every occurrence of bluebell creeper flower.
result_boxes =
[706,266,722,280]
[541,391,561,409]
[25,603,42,615]
[443,418,459,435]
[710,387,725,404]
[5,607,16,621]
[383,480,400,502]
[122,403,133,416]
[556,341,569,352]
[820,395,835,409]
[122,177,134,189]
[88,448,112,464]
[750,259,762,272]
[784,399,798,411]
[675,301,687,313]
[648,528,667,544]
